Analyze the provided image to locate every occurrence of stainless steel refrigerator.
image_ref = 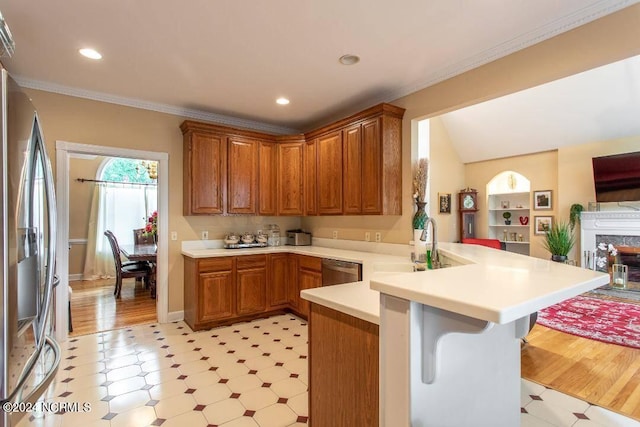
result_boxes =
[0,13,60,426]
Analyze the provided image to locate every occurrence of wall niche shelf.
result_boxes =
[488,191,531,256]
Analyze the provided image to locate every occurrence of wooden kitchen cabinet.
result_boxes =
[343,124,362,214]
[228,137,258,214]
[277,140,304,215]
[258,141,277,216]
[236,255,267,315]
[184,257,235,330]
[182,130,227,215]
[316,131,343,215]
[268,253,289,308]
[304,139,317,216]
[309,303,379,427]
[296,255,322,318]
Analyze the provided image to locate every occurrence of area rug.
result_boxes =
[537,295,640,349]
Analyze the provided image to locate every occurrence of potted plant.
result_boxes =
[542,221,575,262]
[569,203,584,232]
[503,211,512,225]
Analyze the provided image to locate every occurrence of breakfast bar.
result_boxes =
[301,242,609,427]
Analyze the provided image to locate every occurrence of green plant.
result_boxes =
[569,203,584,231]
[502,211,511,220]
[542,221,576,257]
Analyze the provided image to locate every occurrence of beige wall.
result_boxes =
[25,4,640,313]
[558,135,640,262]
[465,151,558,259]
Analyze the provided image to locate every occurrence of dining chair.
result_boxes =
[104,230,151,299]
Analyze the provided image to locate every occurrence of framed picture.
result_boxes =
[501,200,510,209]
[439,193,451,214]
[533,190,552,210]
[534,216,553,235]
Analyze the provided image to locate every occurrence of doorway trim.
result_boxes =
[55,140,169,343]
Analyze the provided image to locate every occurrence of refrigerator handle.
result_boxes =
[33,115,57,347]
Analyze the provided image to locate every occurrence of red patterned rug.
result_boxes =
[537,295,640,349]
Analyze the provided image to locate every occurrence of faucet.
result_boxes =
[420,217,439,269]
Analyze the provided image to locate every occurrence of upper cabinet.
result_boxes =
[228,137,258,214]
[182,130,227,215]
[277,138,305,216]
[181,103,405,216]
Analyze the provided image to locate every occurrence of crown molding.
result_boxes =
[374,0,638,107]
[14,77,299,135]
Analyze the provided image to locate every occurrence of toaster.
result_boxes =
[286,230,312,246]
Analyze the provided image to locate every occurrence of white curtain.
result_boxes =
[83,183,157,279]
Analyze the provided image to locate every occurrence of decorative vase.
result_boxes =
[505,219,511,225]
[551,255,567,263]
[412,201,428,230]
[153,233,158,245]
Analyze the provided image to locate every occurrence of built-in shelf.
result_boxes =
[488,192,531,256]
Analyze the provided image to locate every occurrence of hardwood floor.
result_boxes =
[69,278,157,336]
[522,323,640,421]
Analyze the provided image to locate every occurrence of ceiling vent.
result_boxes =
[0,11,15,58]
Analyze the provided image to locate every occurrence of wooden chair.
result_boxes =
[104,230,151,299]
[133,228,155,245]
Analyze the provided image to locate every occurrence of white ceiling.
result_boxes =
[0,0,636,135]
[439,54,640,163]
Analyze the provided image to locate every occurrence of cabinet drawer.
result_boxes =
[237,254,267,270]
[298,255,322,272]
[198,257,233,273]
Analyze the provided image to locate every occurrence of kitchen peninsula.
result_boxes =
[300,242,609,427]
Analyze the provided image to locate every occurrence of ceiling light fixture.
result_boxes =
[339,54,360,65]
[276,97,290,105]
[79,48,102,60]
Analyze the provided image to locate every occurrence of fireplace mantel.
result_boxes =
[581,211,640,264]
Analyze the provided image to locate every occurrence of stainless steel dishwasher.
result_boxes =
[321,258,362,286]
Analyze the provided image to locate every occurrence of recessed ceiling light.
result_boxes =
[79,48,102,60]
[276,97,290,105]
[339,54,360,65]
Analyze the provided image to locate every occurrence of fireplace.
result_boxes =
[581,211,640,292]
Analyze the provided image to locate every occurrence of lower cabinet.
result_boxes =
[236,255,267,315]
[309,303,379,427]
[184,253,323,331]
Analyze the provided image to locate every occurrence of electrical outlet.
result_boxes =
[332,230,338,239]
[375,232,382,243]
[171,231,178,241]
[201,230,209,240]
[365,232,370,242]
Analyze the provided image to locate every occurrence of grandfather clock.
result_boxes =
[458,188,478,240]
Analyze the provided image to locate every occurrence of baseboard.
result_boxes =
[69,273,84,281]
[167,310,184,323]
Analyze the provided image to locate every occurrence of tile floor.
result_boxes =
[16,314,640,427]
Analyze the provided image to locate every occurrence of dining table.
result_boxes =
[120,243,157,298]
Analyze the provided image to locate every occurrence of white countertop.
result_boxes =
[182,240,609,326]
[370,242,609,324]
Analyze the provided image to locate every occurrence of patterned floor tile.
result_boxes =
[202,397,246,425]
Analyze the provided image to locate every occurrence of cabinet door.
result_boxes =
[304,139,317,216]
[237,268,267,315]
[277,142,304,215]
[268,253,289,308]
[298,269,322,318]
[258,141,277,216]
[361,117,383,214]
[198,270,234,322]
[343,124,362,214]
[228,137,258,214]
[185,132,226,215]
[317,131,343,214]
[287,254,299,309]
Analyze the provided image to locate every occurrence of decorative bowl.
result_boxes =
[256,234,268,243]
[224,233,240,244]
[241,233,255,244]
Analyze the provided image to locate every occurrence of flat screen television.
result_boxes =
[592,151,640,203]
